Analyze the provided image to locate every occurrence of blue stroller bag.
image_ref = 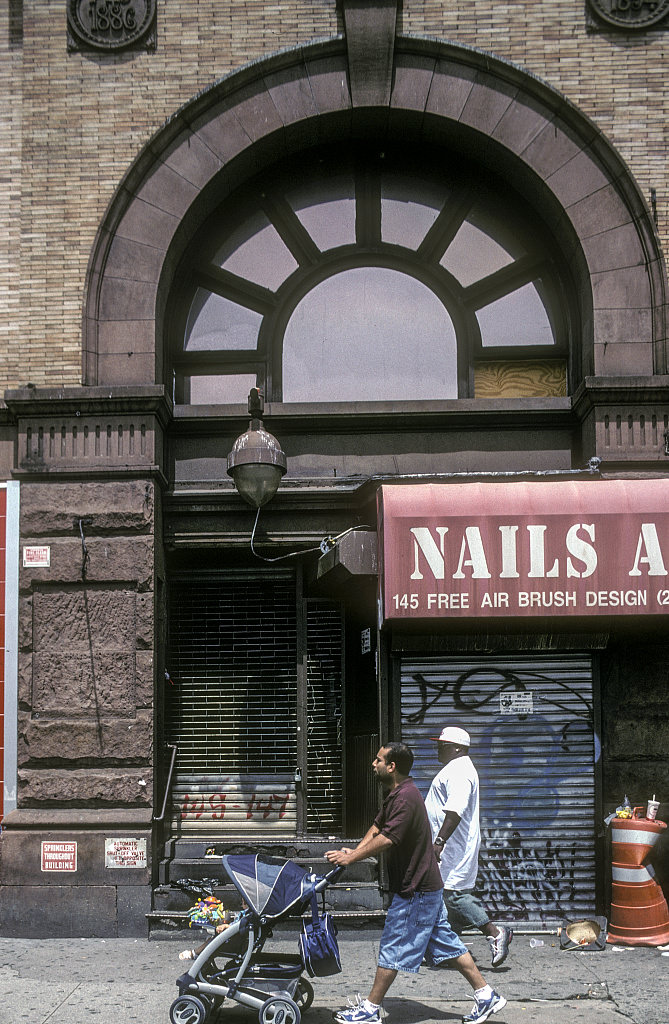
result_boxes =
[299,889,342,977]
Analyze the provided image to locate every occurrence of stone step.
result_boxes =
[146,906,387,936]
[164,838,366,860]
[158,855,377,887]
[153,880,383,914]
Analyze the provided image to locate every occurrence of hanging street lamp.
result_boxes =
[226,388,287,508]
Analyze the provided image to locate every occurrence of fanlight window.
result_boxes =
[282,268,458,403]
[169,147,569,405]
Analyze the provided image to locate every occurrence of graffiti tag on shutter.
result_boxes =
[177,776,296,826]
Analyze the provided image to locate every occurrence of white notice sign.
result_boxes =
[499,692,534,715]
[23,545,50,568]
[105,838,147,869]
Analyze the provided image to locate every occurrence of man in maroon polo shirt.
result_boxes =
[325,741,506,1024]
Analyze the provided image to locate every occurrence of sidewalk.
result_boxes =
[1,929,668,1024]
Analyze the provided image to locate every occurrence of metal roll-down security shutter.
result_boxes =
[305,599,344,835]
[166,570,298,835]
[401,654,597,927]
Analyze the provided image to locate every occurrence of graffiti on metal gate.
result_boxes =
[179,786,293,823]
[405,666,593,739]
[478,827,579,919]
[402,662,596,918]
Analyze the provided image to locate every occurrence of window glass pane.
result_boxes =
[185,289,263,351]
[440,204,526,286]
[381,174,447,249]
[476,282,554,347]
[441,221,515,286]
[286,176,356,251]
[214,211,298,291]
[188,373,258,404]
[282,267,457,402]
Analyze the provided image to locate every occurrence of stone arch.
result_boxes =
[83,36,668,387]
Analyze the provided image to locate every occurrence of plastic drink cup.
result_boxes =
[647,798,660,820]
[529,938,544,948]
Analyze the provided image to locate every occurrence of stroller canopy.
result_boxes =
[222,854,313,920]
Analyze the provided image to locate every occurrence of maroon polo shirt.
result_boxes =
[373,776,443,898]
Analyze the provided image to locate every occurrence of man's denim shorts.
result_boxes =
[378,889,468,973]
[443,888,491,933]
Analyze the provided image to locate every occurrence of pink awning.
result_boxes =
[378,479,669,622]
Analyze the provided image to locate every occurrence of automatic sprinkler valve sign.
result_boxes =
[104,838,147,869]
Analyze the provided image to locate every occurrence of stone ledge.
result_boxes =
[4,385,171,418]
[1,807,153,829]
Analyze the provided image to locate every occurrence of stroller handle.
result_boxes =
[312,863,345,890]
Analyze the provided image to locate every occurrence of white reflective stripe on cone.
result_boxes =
[611,828,660,846]
[612,864,656,883]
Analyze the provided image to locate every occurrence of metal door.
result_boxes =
[401,654,598,926]
[165,572,344,836]
[166,570,299,835]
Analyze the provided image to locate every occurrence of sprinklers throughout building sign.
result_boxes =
[41,842,77,872]
[379,479,669,621]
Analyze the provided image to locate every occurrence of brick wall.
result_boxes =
[0,3,23,389]
[3,0,339,390]
[0,0,667,390]
[400,1,668,255]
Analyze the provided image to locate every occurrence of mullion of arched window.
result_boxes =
[416,190,474,264]
[260,194,321,266]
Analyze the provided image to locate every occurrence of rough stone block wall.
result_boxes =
[0,1,667,391]
[17,479,157,809]
[600,641,669,891]
[600,641,669,808]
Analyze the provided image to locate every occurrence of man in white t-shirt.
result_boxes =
[425,726,513,968]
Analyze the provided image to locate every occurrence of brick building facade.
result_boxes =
[0,1,668,937]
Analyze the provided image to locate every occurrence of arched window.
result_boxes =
[168,146,571,405]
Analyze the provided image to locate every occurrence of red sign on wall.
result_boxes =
[379,479,669,622]
[41,842,78,872]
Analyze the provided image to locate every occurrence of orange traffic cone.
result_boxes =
[608,807,669,946]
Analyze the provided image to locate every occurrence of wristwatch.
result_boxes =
[434,837,445,847]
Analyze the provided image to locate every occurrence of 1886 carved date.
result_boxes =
[68,0,156,52]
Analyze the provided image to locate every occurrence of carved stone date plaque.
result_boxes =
[67,0,156,52]
[587,0,669,30]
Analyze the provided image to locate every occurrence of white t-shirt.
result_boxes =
[424,754,481,891]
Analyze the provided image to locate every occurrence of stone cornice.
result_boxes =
[573,376,669,412]
[572,376,669,463]
[4,385,172,425]
[172,397,573,435]
[4,386,172,480]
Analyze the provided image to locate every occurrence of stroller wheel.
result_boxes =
[294,979,314,1012]
[259,994,301,1024]
[169,994,209,1024]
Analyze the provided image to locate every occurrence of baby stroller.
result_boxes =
[170,854,344,1024]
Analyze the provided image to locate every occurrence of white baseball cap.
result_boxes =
[431,726,471,747]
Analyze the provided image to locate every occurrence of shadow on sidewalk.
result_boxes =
[383,998,462,1021]
[208,1001,462,1024]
